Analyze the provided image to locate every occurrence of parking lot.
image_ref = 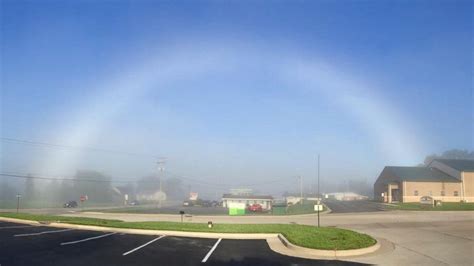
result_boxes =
[0,221,365,266]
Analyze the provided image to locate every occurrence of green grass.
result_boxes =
[93,202,325,216]
[387,202,474,211]
[0,212,375,250]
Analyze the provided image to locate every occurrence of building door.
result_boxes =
[391,189,400,202]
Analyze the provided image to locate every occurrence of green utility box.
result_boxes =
[229,208,246,215]
[228,202,246,215]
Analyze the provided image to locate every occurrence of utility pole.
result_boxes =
[157,158,166,208]
[317,154,320,227]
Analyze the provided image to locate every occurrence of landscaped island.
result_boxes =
[0,212,375,250]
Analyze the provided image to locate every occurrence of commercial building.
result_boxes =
[221,194,274,210]
[374,159,474,203]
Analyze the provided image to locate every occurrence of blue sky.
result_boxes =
[1,0,472,194]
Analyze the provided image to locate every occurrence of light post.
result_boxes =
[317,154,320,227]
[157,158,166,208]
[16,194,22,213]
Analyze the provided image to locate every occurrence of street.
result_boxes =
[323,200,387,213]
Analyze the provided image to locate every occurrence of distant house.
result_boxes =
[325,192,368,201]
[221,194,274,210]
[374,159,474,203]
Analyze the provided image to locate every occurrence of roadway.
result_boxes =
[323,200,387,213]
[0,221,364,266]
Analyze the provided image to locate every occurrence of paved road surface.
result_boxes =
[324,200,386,213]
[0,221,364,266]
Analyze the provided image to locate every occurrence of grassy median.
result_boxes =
[0,212,375,250]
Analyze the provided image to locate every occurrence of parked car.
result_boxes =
[63,200,78,208]
[183,200,193,206]
[202,200,213,207]
[129,200,140,206]
[248,203,263,212]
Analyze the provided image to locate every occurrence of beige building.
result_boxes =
[221,194,274,210]
[374,159,474,203]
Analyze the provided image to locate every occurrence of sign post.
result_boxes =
[16,194,22,213]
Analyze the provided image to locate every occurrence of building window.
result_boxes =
[441,191,445,196]
[414,190,419,196]
[454,191,459,197]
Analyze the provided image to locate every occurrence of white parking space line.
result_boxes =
[201,238,222,263]
[0,225,35,229]
[122,235,166,256]
[14,228,75,237]
[60,232,117,246]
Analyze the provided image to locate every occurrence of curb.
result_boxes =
[272,233,380,258]
[0,216,379,259]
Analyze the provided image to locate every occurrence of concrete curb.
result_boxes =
[0,216,380,259]
[271,233,380,258]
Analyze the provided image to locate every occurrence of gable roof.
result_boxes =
[385,166,460,182]
[433,159,474,172]
[222,194,273,200]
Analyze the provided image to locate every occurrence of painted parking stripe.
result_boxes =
[201,238,222,263]
[60,232,117,246]
[14,228,74,237]
[122,235,166,256]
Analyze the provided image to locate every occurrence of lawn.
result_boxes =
[387,202,474,211]
[0,212,375,250]
[92,201,325,216]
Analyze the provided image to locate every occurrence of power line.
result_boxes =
[1,170,293,190]
[1,137,161,159]
[1,137,294,189]
[0,173,128,183]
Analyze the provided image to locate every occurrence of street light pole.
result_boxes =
[317,154,320,228]
[157,158,166,209]
[16,194,21,213]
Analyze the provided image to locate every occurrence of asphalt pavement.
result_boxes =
[0,221,366,266]
[324,200,386,213]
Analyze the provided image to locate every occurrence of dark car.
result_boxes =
[202,200,213,207]
[63,200,78,208]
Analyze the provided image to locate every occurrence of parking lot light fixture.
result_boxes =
[16,194,21,213]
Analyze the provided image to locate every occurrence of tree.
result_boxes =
[163,177,184,200]
[23,175,37,202]
[0,180,16,202]
[72,170,114,203]
[423,149,474,165]
[136,175,161,195]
